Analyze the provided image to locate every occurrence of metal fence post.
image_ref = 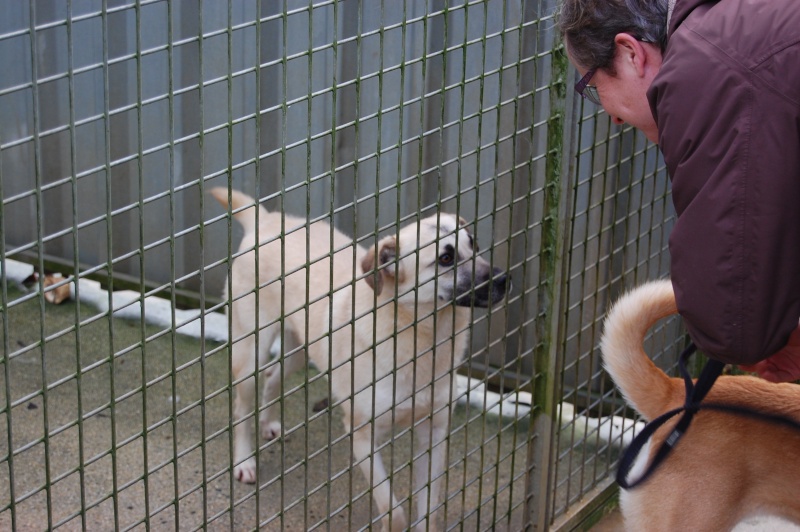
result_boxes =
[526,34,576,530]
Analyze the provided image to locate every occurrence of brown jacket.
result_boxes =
[647,0,800,364]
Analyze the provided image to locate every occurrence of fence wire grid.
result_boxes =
[0,1,685,531]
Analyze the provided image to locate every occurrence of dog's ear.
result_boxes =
[361,237,398,295]
[457,216,468,228]
[361,248,381,294]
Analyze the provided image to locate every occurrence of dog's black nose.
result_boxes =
[492,268,511,296]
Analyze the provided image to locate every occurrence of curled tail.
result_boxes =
[600,279,681,421]
[209,187,268,236]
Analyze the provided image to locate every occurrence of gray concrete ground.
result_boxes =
[0,285,615,531]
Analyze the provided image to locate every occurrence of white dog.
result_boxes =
[601,280,800,531]
[211,188,509,530]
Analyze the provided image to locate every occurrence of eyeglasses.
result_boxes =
[575,68,601,105]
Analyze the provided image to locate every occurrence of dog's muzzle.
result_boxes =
[455,268,510,308]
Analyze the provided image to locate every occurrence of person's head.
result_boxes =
[557,0,668,143]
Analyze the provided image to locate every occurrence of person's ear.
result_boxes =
[614,33,647,77]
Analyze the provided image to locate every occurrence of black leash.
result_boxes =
[617,344,800,489]
[616,343,724,489]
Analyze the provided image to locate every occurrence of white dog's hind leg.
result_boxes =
[259,330,302,440]
[231,333,260,484]
[231,319,282,483]
[351,422,406,531]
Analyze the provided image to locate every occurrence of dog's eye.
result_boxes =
[438,253,454,267]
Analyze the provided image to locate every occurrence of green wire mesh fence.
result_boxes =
[0,1,682,530]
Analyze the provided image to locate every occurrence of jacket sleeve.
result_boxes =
[649,33,800,365]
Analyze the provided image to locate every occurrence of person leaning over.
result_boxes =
[557,0,800,382]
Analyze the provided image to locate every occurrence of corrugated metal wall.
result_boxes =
[1,0,554,377]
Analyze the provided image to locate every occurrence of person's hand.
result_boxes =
[739,324,800,383]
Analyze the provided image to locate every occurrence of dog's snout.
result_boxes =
[492,268,510,295]
[454,267,511,308]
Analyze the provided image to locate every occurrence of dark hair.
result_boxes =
[557,0,668,73]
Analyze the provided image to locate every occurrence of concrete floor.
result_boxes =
[0,285,548,530]
[8,285,799,531]
[590,508,624,531]
[9,283,800,532]
[0,280,639,531]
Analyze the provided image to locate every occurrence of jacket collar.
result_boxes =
[669,0,714,35]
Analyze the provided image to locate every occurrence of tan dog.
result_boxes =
[211,188,509,531]
[601,279,800,531]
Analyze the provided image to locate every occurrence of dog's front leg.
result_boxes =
[351,423,407,531]
[412,410,449,531]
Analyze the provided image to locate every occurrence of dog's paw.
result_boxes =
[234,458,258,484]
[261,420,282,440]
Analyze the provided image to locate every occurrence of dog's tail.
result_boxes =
[209,187,267,236]
[600,279,681,421]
